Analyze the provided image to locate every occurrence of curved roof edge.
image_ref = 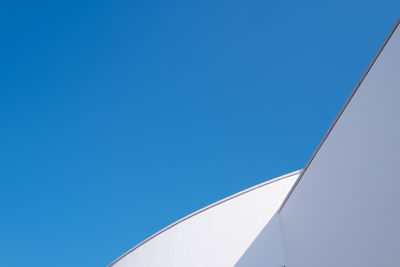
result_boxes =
[278,17,400,213]
[109,169,301,266]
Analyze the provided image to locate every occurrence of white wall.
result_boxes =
[234,213,285,267]
[280,21,400,267]
[110,171,299,267]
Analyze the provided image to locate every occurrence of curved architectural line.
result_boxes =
[109,18,400,267]
[109,169,301,266]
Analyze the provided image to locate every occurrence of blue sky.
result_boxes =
[0,0,398,266]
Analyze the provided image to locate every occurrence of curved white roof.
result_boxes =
[109,170,300,267]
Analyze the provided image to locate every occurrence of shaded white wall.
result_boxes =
[110,171,299,267]
[280,22,400,267]
[234,213,285,267]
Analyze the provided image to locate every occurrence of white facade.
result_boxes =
[235,213,286,267]
[109,171,299,267]
[279,19,400,267]
[110,19,400,267]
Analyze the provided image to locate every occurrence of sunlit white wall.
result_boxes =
[110,171,299,267]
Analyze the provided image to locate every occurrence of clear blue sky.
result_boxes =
[0,0,398,266]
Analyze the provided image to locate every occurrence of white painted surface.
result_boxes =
[280,22,400,267]
[110,171,299,267]
[234,213,286,267]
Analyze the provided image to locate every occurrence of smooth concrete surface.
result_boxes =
[280,21,400,267]
[110,171,299,267]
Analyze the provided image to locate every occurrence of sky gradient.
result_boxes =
[1,1,399,266]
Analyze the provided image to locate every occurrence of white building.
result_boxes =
[110,19,400,267]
